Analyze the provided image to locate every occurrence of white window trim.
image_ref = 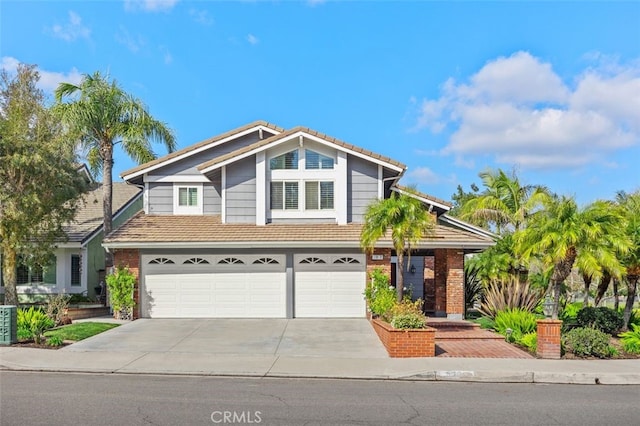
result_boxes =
[270,179,336,219]
[173,183,204,215]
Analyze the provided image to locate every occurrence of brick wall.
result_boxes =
[434,249,448,315]
[445,249,464,319]
[537,319,562,359]
[366,248,392,277]
[113,249,141,320]
[371,319,435,357]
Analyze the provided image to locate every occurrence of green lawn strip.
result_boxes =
[44,322,119,342]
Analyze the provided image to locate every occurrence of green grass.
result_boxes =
[44,322,119,342]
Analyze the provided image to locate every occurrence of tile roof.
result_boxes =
[197,126,406,172]
[65,182,142,243]
[392,185,453,209]
[121,121,284,178]
[104,213,493,249]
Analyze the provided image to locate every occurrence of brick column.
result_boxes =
[537,319,562,359]
[434,249,448,317]
[113,249,141,320]
[445,249,464,320]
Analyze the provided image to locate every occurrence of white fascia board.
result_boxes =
[103,240,363,250]
[55,242,83,249]
[122,125,280,181]
[200,130,405,175]
[392,187,451,211]
[373,240,495,250]
[440,215,497,240]
[144,174,211,183]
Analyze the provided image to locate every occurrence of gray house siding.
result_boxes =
[148,132,264,178]
[148,182,173,215]
[225,155,256,223]
[347,155,378,223]
[203,182,221,215]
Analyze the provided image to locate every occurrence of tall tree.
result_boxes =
[516,196,630,318]
[54,72,176,265]
[615,190,640,330]
[0,64,87,305]
[360,189,435,301]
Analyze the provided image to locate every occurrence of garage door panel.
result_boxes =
[295,271,366,318]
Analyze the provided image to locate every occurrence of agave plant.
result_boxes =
[479,277,543,319]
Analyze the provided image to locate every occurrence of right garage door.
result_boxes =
[294,254,366,318]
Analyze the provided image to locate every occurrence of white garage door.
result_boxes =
[294,254,366,318]
[141,255,286,318]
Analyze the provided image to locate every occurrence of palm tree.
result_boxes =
[360,190,435,301]
[516,196,630,319]
[55,72,175,264]
[616,190,640,330]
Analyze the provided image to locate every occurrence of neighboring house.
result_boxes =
[104,121,494,320]
[0,179,142,303]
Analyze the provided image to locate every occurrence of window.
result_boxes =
[149,257,175,264]
[71,255,81,286]
[271,182,298,210]
[178,187,198,207]
[16,257,44,285]
[300,257,326,264]
[218,257,244,265]
[184,257,209,264]
[305,150,334,169]
[270,150,298,170]
[305,181,334,210]
[334,257,360,264]
[253,257,279,265]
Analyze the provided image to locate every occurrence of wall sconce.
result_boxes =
[410,264,416,274]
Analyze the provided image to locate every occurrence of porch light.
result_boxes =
[542,294,554,318]
[410,264,416,274]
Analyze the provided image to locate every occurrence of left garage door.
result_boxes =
[141,254,286,318]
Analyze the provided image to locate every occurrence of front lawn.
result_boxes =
[44,322,119,342]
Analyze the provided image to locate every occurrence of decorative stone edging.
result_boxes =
[371,318,436,357]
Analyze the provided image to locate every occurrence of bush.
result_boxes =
[518,332,537,352]
[391,313,427,329]
[576,307,624,335]
[364,268,396,318]
[106,266,136,320]
[563,327,615,358]
[479,277,542,319]
[387,298,428,329]
[560,302,581,323]
[45,293,71,326]
[47,336,64,347]
[619,324,640,354]
[494,308,538,341]
[17,306,54,344]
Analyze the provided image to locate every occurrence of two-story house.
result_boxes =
[103,121,494,320]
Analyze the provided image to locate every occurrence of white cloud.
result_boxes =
[1,56,83,92]
[246,34,259,45]
[47,11,91,42]
[414,51,640,169]
[406,167,455,185]
[189,8,213,26]
[124,0,179,13]
[115,26,146,53]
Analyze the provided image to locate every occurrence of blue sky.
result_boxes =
[2,0,639,205]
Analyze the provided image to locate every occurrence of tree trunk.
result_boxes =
[594,271,611,306]
[102,142,114,268]
[396,252,404,302]
[613,279,620,311]
[1,245,18,306]
[622,274,638,332]
[550,249,577,319]
[582,273,592,308]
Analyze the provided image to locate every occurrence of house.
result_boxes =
[103,121,494,320]
[0,176,142,303]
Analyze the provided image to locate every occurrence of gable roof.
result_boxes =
[392,185,452,212]
[121,120,284,180]
[197,126,406,174]
[65,182,142,244]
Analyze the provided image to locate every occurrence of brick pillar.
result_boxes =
[423,256,435,312]
[445,249,464,320]
[537,319,562,359]
[434,249,447,317]
[113,249,141,320]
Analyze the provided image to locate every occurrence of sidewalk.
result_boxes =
[2,344,639,385]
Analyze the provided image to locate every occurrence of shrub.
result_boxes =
[479,277,542,319]
[560,302,582,323]
[364,268,396,318]
[518,332,537,352]
[391,313,427,329]
[494,308,538,341]
[474,316,496,330]
[576,307,624,335]
[619,324,640,354]
[17,306,54,344]
[106,266,137,320]
[563,327,615,358]
[45,293,71,326]
[47,336,64,347]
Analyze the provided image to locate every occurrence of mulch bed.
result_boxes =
[9,340,69,350]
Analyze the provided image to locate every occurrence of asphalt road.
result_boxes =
[0,372,637,425]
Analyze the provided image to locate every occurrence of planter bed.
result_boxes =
[371,318,436,357]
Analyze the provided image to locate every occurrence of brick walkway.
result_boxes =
[427,318,534,359]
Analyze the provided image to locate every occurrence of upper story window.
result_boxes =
[270,150,298,170]
[305,181,334,210]
[173,183,203,215]
[271,182,298,210]
[305,150,334,169]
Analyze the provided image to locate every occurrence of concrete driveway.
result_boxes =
[63,319,389,359]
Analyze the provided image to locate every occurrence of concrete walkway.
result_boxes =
[1,318,639,385]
